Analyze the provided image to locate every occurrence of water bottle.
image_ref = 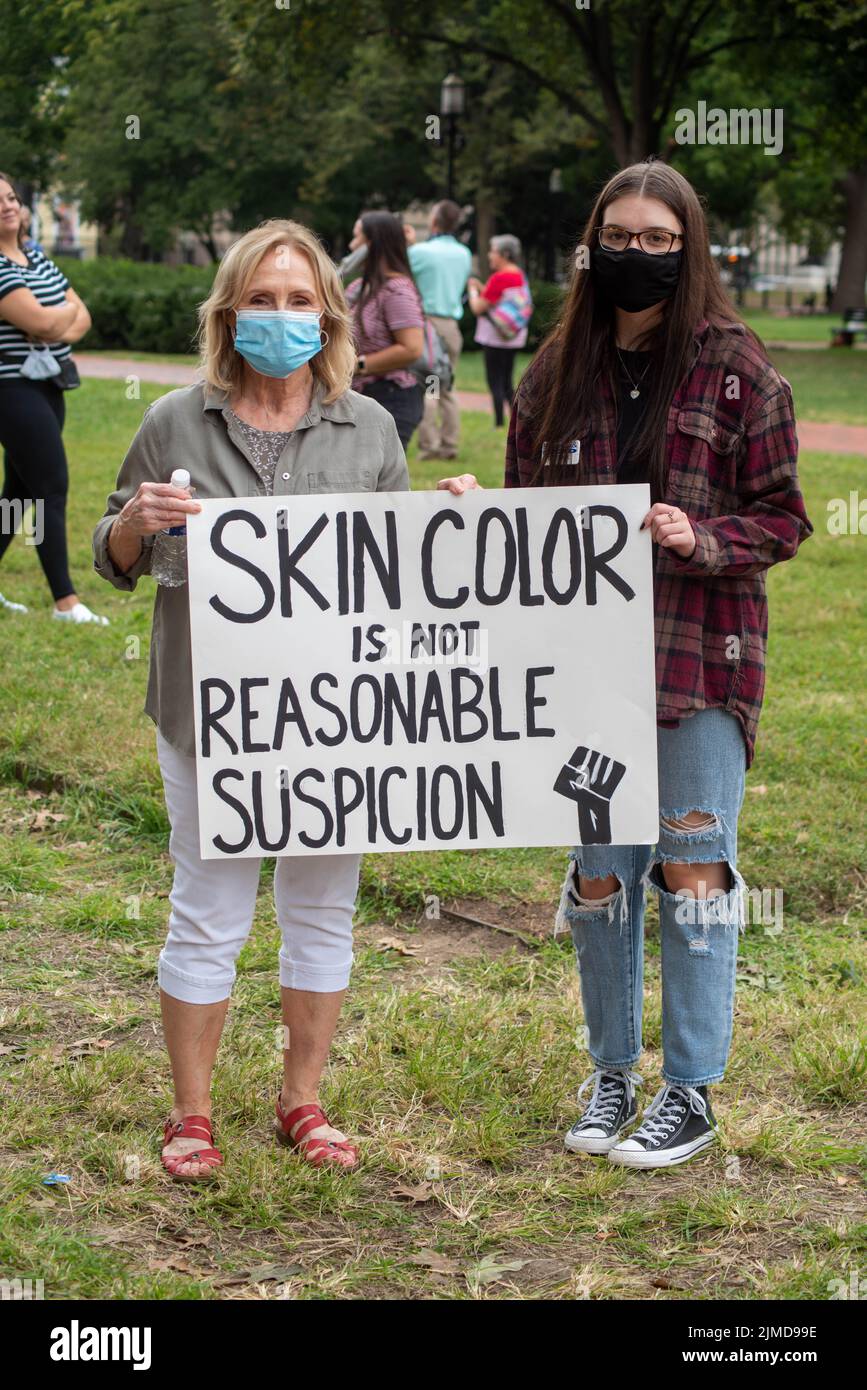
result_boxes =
[151,468,191,588]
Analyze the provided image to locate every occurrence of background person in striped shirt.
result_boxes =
[0,172,106,625]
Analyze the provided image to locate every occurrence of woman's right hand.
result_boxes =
[436,473,482,495]
[117,481,202,537]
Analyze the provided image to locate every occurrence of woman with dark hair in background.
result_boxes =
[0,172,105,623]
[440,161,811,1170]
[346,210,425,450]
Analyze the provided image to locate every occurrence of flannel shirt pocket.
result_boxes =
[676,408,742,455]
[670,408,744,512]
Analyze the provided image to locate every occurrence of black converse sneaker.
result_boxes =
[564,1068,642,1155]
[607,1083,717,1168]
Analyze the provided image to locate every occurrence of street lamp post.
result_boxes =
[440,73,465,200]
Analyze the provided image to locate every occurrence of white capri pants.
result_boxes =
[156,731,361,1004]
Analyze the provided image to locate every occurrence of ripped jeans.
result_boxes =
[562,708,746,1087]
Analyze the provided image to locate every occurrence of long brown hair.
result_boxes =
[354,210,422,319]
[526,161,747,499]
[0,173,27,250]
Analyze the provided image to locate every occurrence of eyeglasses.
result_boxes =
[597,226,683,255]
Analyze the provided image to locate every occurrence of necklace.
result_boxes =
[617,348,652,400]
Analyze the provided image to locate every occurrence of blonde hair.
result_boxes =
[197,219,356,400]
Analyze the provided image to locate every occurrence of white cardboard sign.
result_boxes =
[186,485,658,858]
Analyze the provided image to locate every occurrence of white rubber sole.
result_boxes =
[564,1121,637,1155]
[607,1130,717,1168]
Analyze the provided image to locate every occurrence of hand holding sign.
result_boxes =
[436,473,482,495]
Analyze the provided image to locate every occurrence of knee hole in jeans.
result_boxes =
[659,860,732,897]
[577,872,620,902]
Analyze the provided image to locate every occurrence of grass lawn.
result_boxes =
[455,345,867,427]
[75,336,867,427]
[0,379,864,1300]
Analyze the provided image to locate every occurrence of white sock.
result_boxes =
[0,590,29,614]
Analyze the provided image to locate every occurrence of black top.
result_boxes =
[615,348,652,485]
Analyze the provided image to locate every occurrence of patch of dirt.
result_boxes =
[356,896,566,978]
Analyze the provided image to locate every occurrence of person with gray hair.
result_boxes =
[467,234,532,427]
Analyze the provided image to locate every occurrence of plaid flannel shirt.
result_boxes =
[505,321,813,766]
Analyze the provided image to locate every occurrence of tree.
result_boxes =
[60,0,245,258]
[0,0,82,196]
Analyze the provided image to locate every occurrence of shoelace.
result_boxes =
[577,1067,643,1125]
[631,1083,708,1145]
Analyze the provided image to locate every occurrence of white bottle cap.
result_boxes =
[170,468,190,488]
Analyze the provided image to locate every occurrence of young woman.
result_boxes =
[0,172,106,623]
[467,234,530,428]
[346,210,425,450]
[440,162,812,1169]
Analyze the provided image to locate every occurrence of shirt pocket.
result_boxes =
[306,468,374,493]
[669,408,742,513]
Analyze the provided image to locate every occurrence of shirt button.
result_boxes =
[281,472,290,481]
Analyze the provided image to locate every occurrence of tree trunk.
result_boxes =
[118,197,147,261]
[476,197,496,279]
[833,162,867,312]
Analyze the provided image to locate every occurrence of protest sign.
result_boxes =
[186,485,658,858]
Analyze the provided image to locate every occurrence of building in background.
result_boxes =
[32,191,98,259]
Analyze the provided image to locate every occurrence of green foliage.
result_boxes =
[55,257,214,353]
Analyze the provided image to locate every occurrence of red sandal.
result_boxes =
[274,1097,359,1170]
[161,1114,224,1182]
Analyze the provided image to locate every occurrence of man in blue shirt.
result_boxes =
[408,200,472,460]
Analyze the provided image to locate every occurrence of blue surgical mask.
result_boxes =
[233,309,325,378]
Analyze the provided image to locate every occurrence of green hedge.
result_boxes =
[56,255,566,358]
[55,257,215,355]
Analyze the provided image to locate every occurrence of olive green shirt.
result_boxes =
[92,380,410,758]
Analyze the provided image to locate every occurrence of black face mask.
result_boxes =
[592,245,682,313]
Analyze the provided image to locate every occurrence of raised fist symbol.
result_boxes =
[553,745,626,845]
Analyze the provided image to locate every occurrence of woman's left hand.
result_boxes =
[641,503,696,558]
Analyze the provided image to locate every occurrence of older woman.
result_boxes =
[467,234,531,430]
[93,220,408,1179]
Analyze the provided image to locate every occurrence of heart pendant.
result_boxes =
[630,388,640,399]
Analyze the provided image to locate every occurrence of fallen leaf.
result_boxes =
[391,1181,433,1203]
[467,1254,527,1285]
[376,935,419,957]
[30,810,66,831]
[408,1249,461,1276]
[147,1255,197,1274]
[747,784,768,795]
